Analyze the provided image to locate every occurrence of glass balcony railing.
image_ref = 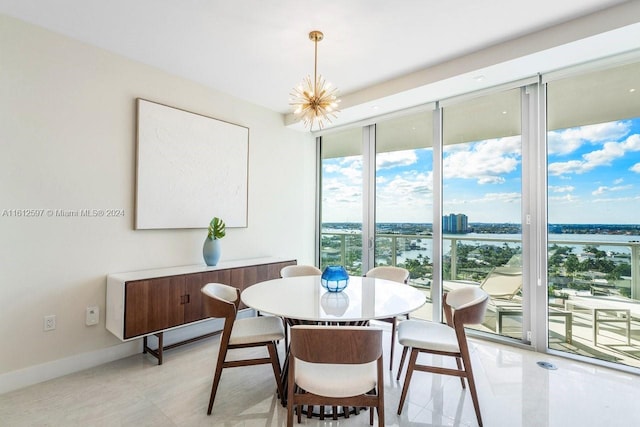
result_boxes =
[321,231,639,296]
[320,230,640,368]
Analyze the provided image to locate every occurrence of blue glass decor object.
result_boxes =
[321,265,349,292]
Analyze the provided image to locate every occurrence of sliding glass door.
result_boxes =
[441,88,525,340]
[545,61,640,368]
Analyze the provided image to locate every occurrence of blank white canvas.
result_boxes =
[135,99,248,229]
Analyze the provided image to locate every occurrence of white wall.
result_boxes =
[0,14,315,392]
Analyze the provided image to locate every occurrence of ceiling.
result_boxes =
[1,0,639,131]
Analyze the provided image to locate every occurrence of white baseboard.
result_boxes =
[0,313,246,395]
[0,340,140,395]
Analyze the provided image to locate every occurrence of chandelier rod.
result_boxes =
[314,36,318,96]
[310,30,323,97]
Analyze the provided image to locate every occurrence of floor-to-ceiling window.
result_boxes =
[320,128,364,275]
[317,54,640,372]
[441,88,526,341]
[545,60,640,368]
[375,112,434,318]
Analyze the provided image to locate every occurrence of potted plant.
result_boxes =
[203,217,225,266]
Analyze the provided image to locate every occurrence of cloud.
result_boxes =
[323,156,362,182]
[548,121,631,155]
[375,171,434,222]
[376,150,417,170]
[549,194,579,203]
[592,184,633,196]
[322,178,362,204]
[377,171,433,202]
[549,185,575,193]
[631,163,640,173]
[443,136,520,184]
[592,195,640,203]
[478,176,505,184]
[323,163,341,173]
[482,192,521,203]
[445,192,520,205]
[548,133,640,176]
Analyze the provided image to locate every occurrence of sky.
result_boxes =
[322,118,640,224]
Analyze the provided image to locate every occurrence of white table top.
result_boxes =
[241,275,427,322]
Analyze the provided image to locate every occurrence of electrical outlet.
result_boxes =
[44,315,56,331]
[86,306,99,326]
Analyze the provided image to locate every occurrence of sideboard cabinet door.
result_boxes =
[124,276,185,339]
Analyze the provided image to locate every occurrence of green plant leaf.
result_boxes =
[207,217,226,240]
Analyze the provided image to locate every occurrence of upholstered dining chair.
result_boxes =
[364,266,410,370]
[279,264,323,348]
[280,264,323,277]
[395,286,489,426]
[201,283,285,415]
[287,325,385,427]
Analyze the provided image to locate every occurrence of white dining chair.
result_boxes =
[396,286,489,426]
[364,266,410,369]
[279,264,323,348]
[201,283,285,415]
[280,265,323,277]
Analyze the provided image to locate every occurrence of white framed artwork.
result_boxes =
[135,99,249,229]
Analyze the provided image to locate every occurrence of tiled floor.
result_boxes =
[2,323,640,426]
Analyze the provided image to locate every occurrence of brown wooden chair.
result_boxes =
[364,266,410,370]
[395,286,489,426]
[201,283,285,415]
[287,325,385,427]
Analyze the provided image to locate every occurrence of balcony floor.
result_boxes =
[410,289,640,369]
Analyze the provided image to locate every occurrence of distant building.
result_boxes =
[443,213,469,233]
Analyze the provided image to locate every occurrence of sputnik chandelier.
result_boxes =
[290,30,340,131]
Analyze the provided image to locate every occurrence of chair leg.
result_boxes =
[389,317,397,370]
[377,362,385,427]
[207,343,228,415]
[267,342,284,400]
[282,317,289,350]
[397,348,419,415]
[455,356,466,388]
[286,390,294,427]
[396,346,409,380]
[460,349,483,427]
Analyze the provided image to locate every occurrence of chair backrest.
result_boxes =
[479,266,522,300]
[201,282,240,321]
[280,264,323,278]
[364,266,410,284]
[290,325,382,365]
[444,286,490,327]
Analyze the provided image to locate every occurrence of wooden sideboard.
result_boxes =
[106,257,296,363]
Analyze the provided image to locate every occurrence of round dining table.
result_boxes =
[241,274,427,415]
[241,275,427,324]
